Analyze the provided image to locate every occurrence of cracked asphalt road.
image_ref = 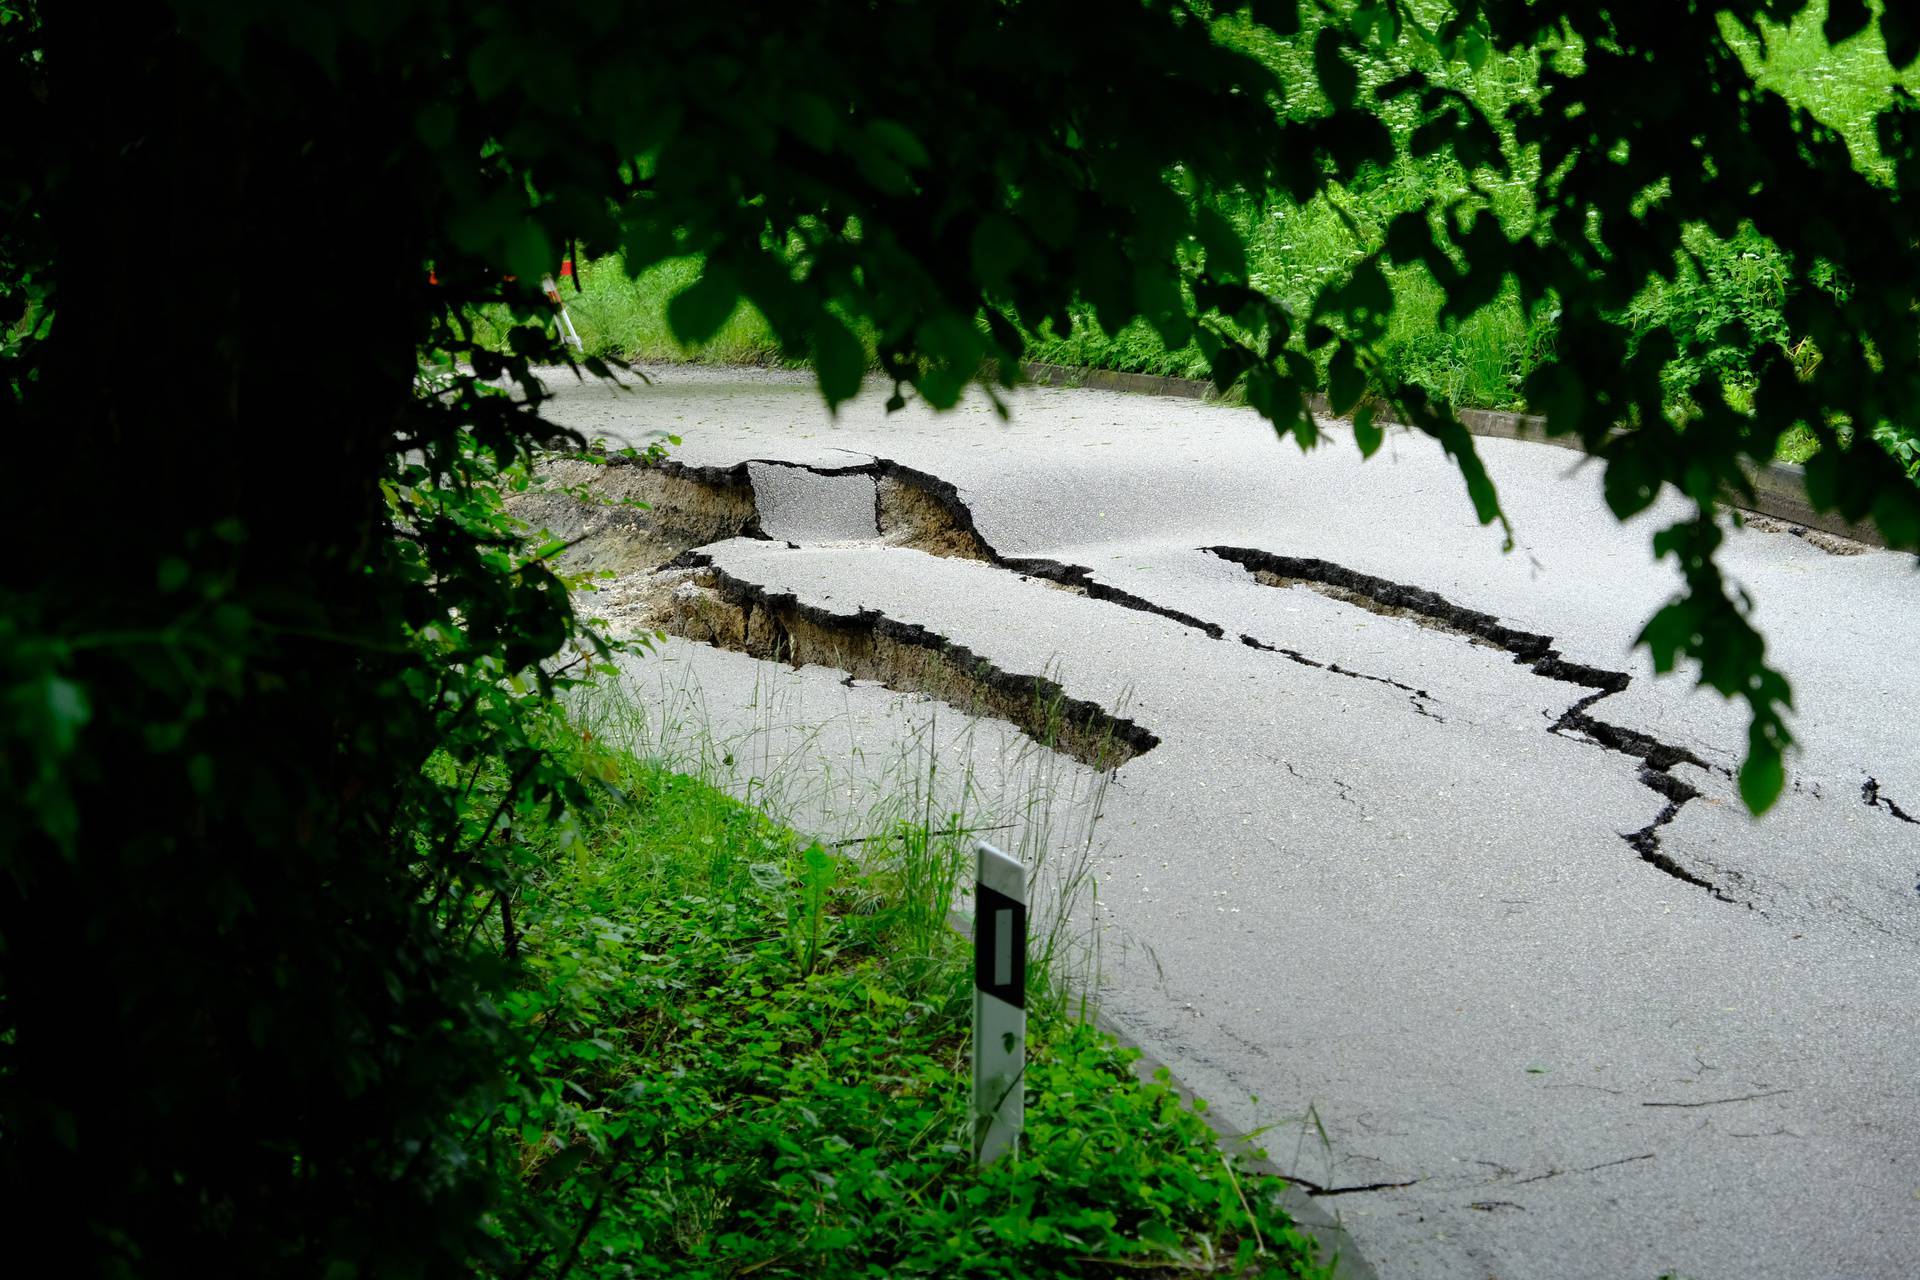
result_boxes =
[536,364,1920,1280]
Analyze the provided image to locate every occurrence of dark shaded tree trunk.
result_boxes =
[3,9,481,1271]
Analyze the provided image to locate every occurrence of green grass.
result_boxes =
[460,710,1333,1278]
[469,255,785,367]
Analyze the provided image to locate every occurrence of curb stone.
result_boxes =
[1022,361,1888,551]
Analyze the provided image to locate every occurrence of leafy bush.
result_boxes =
[1874,423,1920,479]
[1621,227,1798,407]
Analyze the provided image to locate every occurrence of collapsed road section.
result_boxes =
[513,451,1163,768]
[520,448,1751,908]
[526,449,1501,713]
[527,449,1230,633]
[508,456,763,576]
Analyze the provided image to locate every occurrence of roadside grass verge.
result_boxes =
[458,696,1332,1278]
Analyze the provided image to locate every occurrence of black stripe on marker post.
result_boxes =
[974,882,1027,1009]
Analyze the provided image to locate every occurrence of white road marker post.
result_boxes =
[972,839,1027,1166]
[541,273,584,350]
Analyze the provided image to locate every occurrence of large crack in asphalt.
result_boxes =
[534,449,1226,633]
[1203,546,1739,905]
[532,451,1456,721]
[514,453,1179,762]
[1862,777,1919,826]
[809,453,1232,638]
[796,455,1454,713]
[656,552,1157,768]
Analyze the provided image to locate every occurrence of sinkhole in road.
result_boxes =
[508,450,1194,768]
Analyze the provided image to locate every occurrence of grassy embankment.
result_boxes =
[456,670,1337,1278]
[483,2,1916,471]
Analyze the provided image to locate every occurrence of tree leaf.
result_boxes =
[467,37,519,100]
[504,220,555,286]
[15,675,91,755]
[1823,0,1872,46]
[1352,403,1383,457]
[787,92,838,150]
[1313,28,1358,107]
[1884,5,1920,68]
[971,214,1031,287]
[1460,25,1491,71]
[1326,343,1365,415]
[1195,206,1248,282]
[1738,736,1785,815]
[666,267,740,346]
[812,314,866,408]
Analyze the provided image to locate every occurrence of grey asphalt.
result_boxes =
[537,363,1920,1280]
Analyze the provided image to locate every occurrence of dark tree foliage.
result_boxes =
[0,0,1913,1273]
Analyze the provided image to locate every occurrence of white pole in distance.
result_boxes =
[541,273,584,349]
[973,839,1027,1166]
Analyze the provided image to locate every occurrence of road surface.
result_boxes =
[532,364,1920,1280]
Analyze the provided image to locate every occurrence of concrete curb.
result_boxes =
[1022,361,1888,550]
